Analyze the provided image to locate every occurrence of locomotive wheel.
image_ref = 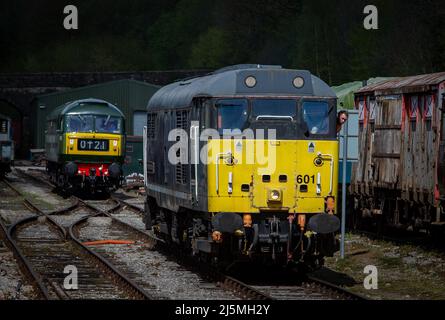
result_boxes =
[144,197,160,231]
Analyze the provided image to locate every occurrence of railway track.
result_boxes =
[0,176,152,300]
[244,275,366,300]
[12,169,240,300]
[108,196,366,300]
[0,179,38,228]
[13,167,367,300]
[76,199,239,300]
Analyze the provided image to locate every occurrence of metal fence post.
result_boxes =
[341,119,348,259]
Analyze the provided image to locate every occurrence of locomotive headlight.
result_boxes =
[268,189,282,202]
[113,140,118,147]
[293,76,304,88]
[69,139,74,145]
[245,76,257,88]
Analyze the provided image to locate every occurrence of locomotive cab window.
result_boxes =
[66,115,94,133]
[65,114,122,134]
[95,115,122,134]
[251,99,296,120]
[302,101,331,135]
[216,99,248,134]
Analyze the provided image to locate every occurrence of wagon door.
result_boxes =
[372,95,402,189]
[438,88,445,199]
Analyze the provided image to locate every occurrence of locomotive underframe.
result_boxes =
[46,159,122,193]
[144,195,338,269]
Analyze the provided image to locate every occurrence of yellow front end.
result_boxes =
[64,133,123,156]
[207,139,338,215]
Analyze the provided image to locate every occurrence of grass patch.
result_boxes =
[22,191,57,211]
[378,255,402,268]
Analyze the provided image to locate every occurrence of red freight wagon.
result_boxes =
[351,72,445,234]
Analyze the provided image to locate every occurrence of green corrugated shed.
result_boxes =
[33,79,159,176]
[332,77,393,109]
[125,136,144,176]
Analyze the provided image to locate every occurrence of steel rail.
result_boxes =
[3,174,152,300]
[0,216,50,299]
[68,213,154,300]
[305,273,368,300]
[16,167,368,300]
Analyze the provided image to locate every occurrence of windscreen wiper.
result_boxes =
[256,115,294,121]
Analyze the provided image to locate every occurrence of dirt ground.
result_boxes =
[324,233,445,300]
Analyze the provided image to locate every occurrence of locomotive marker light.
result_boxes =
[245,76,257,88]
[293,76,305,88]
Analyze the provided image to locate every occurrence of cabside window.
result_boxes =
[216,99,248,134]
[302,101,331,135]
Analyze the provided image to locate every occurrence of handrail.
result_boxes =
[190,124,200,201]
[143,126,147,188]
[215,152,232,194]
[317,152,334,195]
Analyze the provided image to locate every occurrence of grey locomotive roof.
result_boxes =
[147,65,336,110]
[47,98,125,120]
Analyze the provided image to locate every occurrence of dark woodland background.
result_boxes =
[1,0,444,85]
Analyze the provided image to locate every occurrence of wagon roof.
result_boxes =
[47,98,125,120]
[356,71,445,95]
[147,65,336,110]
